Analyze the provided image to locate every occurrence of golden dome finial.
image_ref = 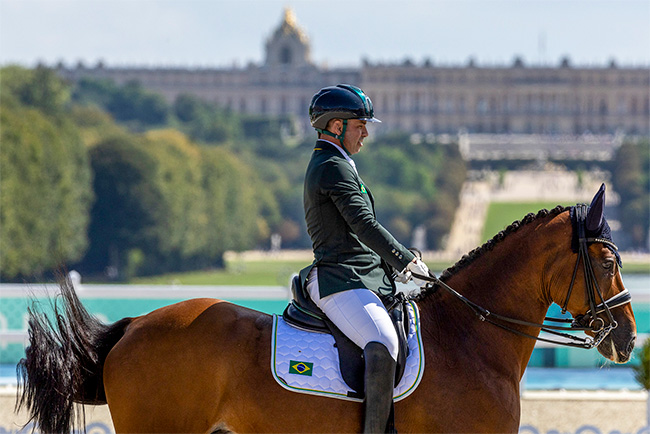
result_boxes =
[284,7,297,27]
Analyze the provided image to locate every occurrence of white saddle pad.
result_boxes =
[270,300,425,402]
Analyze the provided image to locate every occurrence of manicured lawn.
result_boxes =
[133,260,309,286]
[131,256,458,286]
[481,201,572,243]
[621,261,650,274]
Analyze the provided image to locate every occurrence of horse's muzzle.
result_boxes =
[597,329,636,363]
[622,334,636,362]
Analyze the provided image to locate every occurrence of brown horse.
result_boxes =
[17,198,636,433]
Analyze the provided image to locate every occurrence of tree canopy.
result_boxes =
[1,67,92,279]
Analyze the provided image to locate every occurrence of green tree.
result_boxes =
[107,81,169,126]
[72,77,118,109]
[634,337,650,390]
[633,337,650,425]
[69,104,127,147]
[82,134,163,278]
[72,78,170,127]
[201,147,261,257]
[173,93,242,144]
[0,68,92,279]
[142,129,209,267]
[81,128,264,277]
[1,65,70,116]
[173,93,204,122]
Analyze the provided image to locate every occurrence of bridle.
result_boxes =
[411,205,632,349]
[556,204,631,347]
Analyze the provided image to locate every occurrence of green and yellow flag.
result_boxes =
[289,360,313,376]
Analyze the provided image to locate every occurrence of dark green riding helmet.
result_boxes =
[309,84,381,142]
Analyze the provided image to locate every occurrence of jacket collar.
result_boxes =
[316,139,352,157]
[316,139,338,151]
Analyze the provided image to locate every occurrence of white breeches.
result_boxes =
[306,267,399,361]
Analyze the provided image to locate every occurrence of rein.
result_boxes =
[411,206,632,349]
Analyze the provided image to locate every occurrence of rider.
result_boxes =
[299,84,431,433]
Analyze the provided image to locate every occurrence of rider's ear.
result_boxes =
[586,183,606,232]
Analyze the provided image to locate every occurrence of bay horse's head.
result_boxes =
[549,184,636,363]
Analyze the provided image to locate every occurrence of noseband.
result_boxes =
[411,206,632,349]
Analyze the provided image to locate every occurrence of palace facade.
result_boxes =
[57,9,650,148]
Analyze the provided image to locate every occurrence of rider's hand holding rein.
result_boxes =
[396,258,430,287]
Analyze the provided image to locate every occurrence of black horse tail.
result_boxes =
[16,275,132,433]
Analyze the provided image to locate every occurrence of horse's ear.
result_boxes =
[586,183,606,232]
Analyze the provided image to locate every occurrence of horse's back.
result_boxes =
[103,298,273,433]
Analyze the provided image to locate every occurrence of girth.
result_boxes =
[282,275,409,396]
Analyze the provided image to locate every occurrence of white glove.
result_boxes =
[394,269,412,284]
[406,258,430,287]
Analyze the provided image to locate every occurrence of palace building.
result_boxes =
[56,8,650,156]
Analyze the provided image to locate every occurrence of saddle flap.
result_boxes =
[389,296,409,385]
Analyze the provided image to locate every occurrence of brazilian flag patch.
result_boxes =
[360,184,367,193]
[289,360,313,376]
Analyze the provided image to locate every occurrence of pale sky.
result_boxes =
[1,0,649,69]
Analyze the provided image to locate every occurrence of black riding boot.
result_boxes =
[363,342,397,434]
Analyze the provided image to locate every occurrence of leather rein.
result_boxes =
[411,206,632,349]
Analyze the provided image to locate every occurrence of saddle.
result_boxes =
[282,275,410,396]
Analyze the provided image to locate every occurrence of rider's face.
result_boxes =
[341,119,368,155]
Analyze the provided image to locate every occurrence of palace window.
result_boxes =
[430,93,438,113]
[412,92,421,112]
[476,97,488,114]
[617,96,627,115]
[445,96,454,114]
[599,99,608,116]
[458,96,466,114]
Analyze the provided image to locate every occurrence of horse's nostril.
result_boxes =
[626,335,636,355]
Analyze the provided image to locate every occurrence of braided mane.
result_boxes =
[415,205,569,301]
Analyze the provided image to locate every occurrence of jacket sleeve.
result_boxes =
[319,160,415,271]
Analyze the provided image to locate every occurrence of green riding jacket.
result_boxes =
[299,140,415,298]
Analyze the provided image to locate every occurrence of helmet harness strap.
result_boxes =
[315,119,349,153]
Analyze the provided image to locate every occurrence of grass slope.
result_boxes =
[481,201,572,243]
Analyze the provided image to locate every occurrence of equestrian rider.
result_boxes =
[299,84,431,433]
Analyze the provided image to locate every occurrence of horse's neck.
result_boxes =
[420,224,555,379]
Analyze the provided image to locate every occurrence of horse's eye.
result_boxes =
[603,260,615,273]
